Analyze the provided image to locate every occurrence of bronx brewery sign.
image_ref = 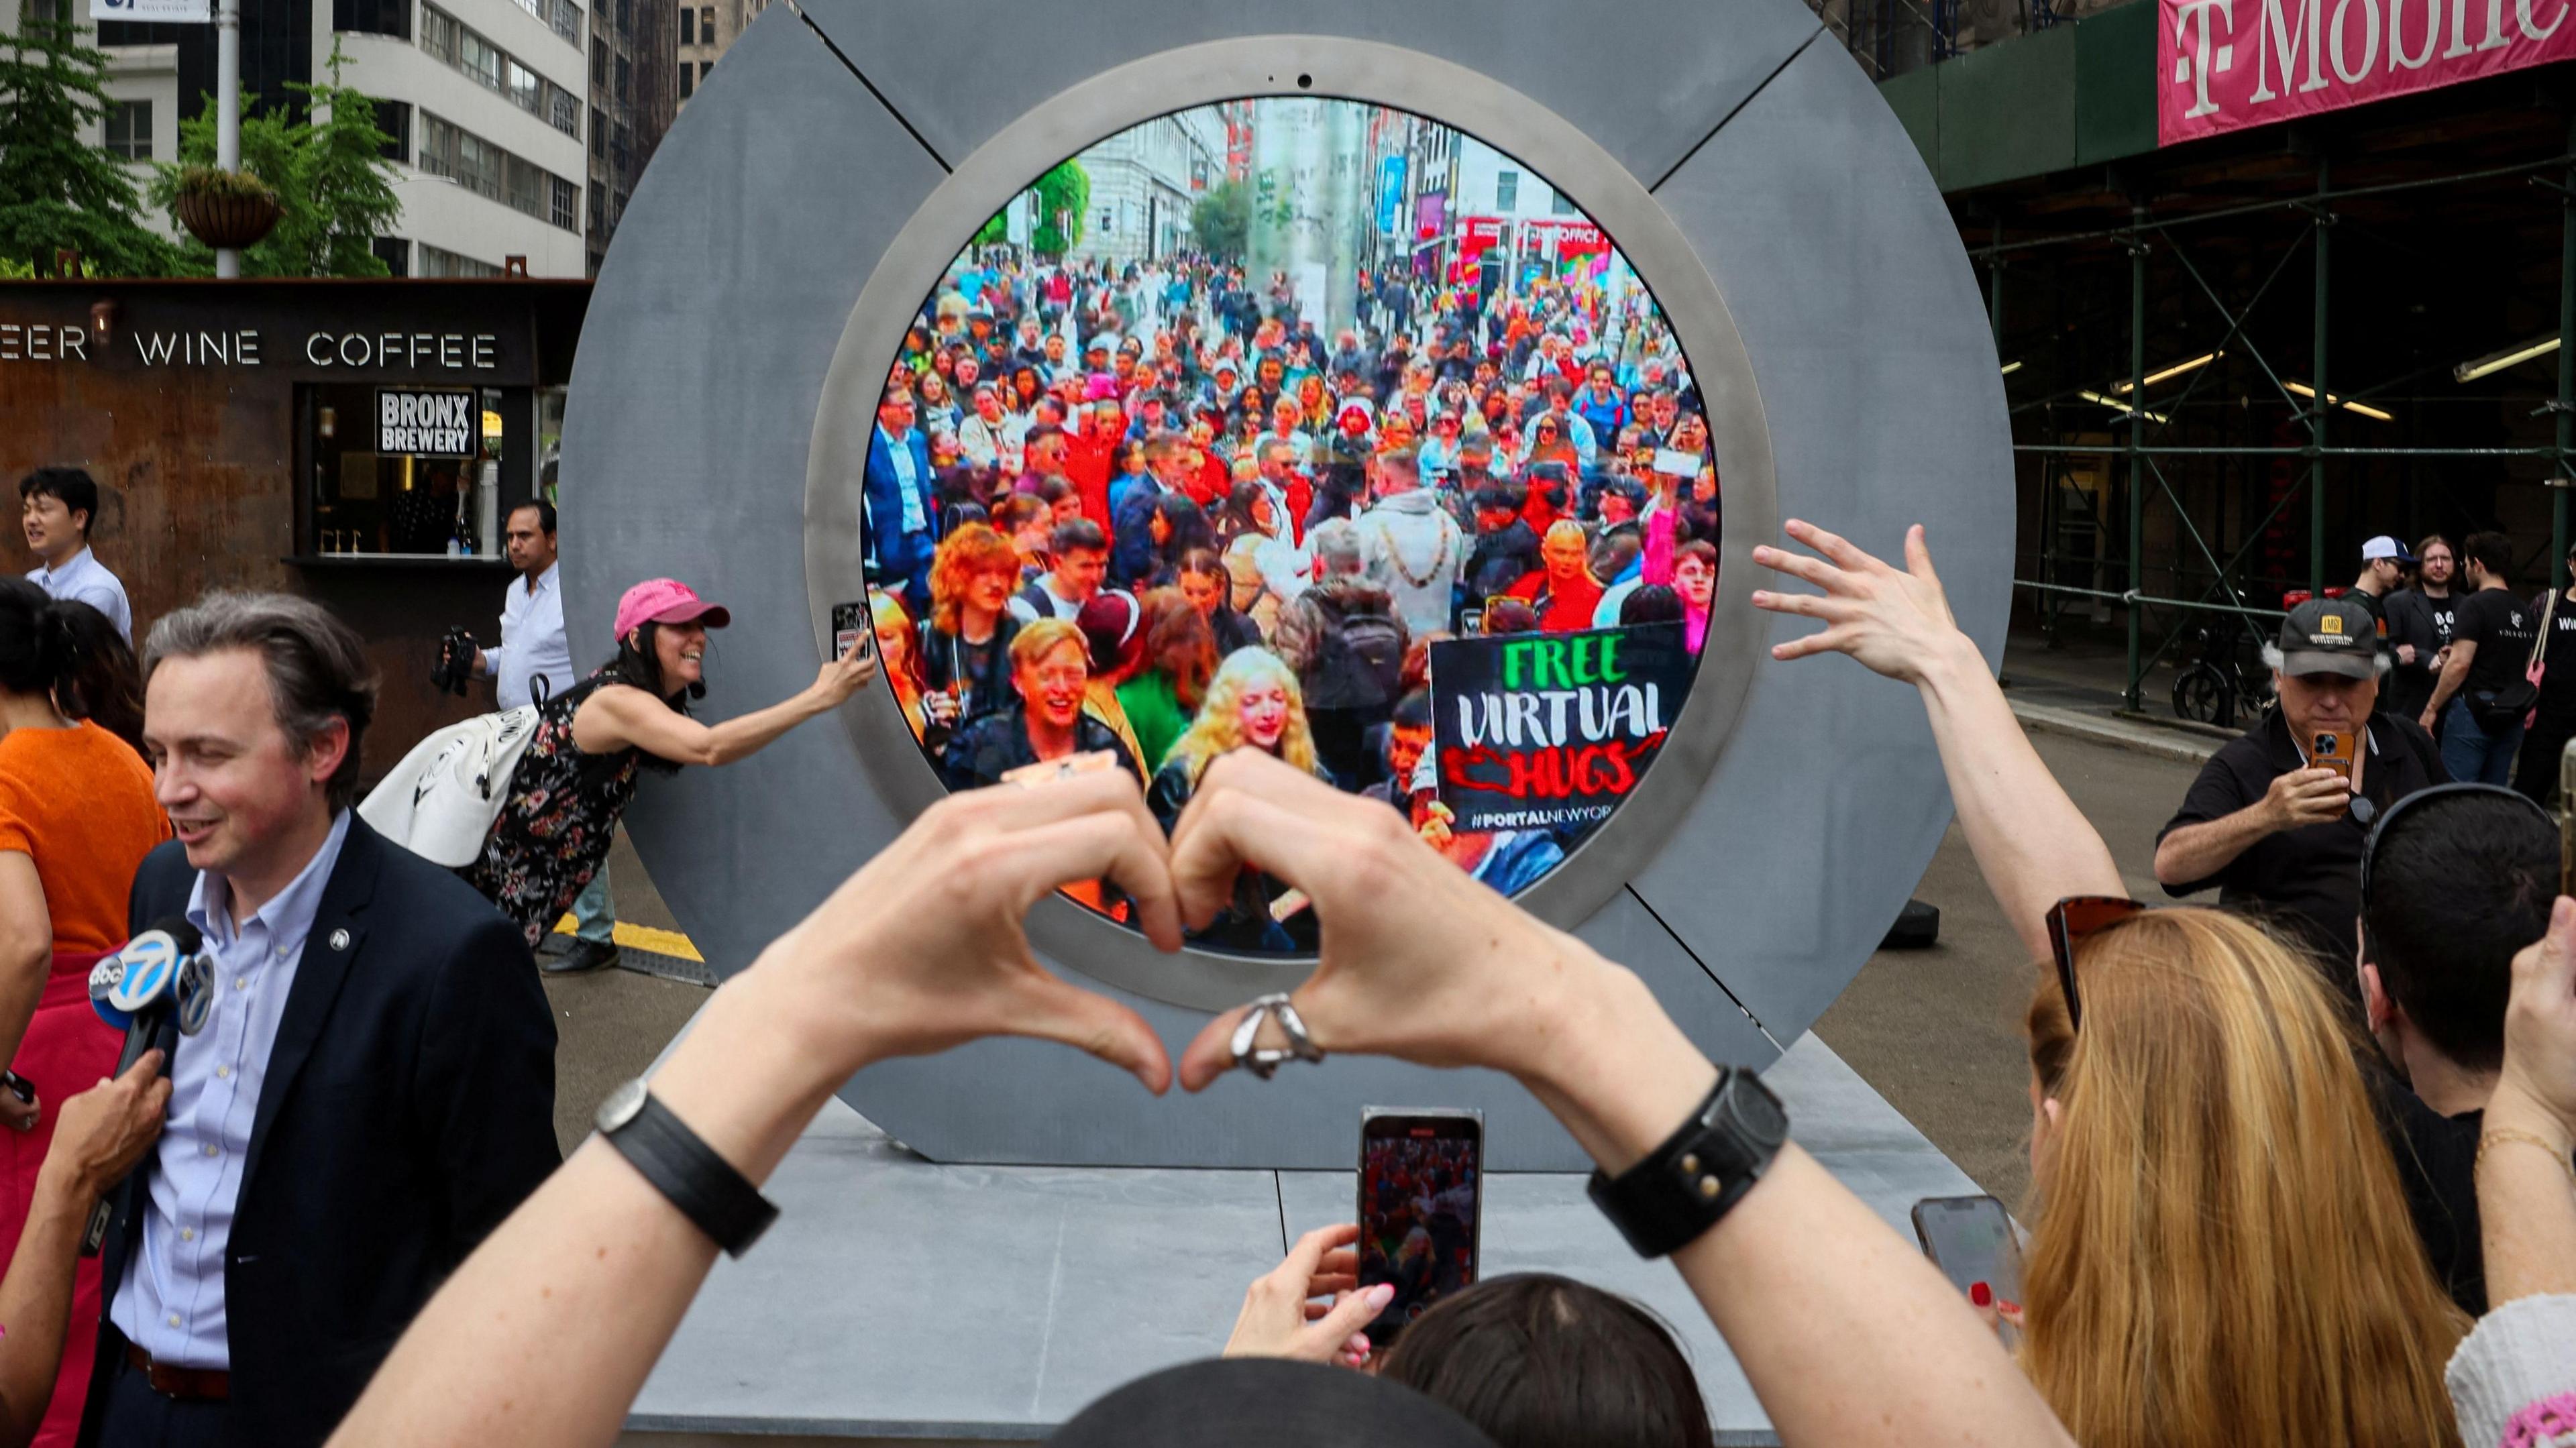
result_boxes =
[376,388,479,458]
[2162,0,2576,142]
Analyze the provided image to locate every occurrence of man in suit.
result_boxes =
[84,592,557,1448]
[865,389,939,606]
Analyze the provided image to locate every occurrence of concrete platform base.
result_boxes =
[615,1032,1980,1448]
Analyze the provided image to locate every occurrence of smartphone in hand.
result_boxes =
[830,601,876,664]
[1912,1194,2023,1347]
[1356,1108,1484,1349]
[2310,729,2357,782]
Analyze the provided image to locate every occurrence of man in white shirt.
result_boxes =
[470,501,619,974]
[20,467,133,641]
[473,502,573,711]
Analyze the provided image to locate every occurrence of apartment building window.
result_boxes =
[588,180,604,232]
[423,5,580,138]
[418,113,580,232]
[614,0,628,34]
[417,243,504,278]
[678,7,691,42]
[1495,170,1517,211]
[698,6,711,38]
[1550,188,1575,215]
[550,0,579,44]
[700,59,712,81]
[331,0,411,38]
[370,236,410,275]
[103,100,151,160]
[590,35,606,82]
[676,62,691,97]
[590,105,606,158]
[374,99,411,163]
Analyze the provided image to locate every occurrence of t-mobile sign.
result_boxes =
[376,388,479,458]
[2161,0,2576,144]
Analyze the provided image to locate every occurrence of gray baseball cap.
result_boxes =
[2276,597,2380,679]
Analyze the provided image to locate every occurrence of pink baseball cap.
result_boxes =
[614,578,733,641]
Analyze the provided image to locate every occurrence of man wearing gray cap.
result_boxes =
[2155,596,2448,982]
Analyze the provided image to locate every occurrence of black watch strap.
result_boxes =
[1586,1068,1789,1258]
[595,1080,779,1258]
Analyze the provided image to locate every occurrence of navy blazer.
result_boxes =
[864,425,938,590]
[79,817,559,1448]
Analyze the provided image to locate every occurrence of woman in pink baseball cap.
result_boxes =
[463,577,877,961]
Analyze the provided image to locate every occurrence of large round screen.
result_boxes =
[855,99,1725,954]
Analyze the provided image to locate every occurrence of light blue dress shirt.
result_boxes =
[482,562,573,712]
[110,810,351,1370]
[25,545,132,643]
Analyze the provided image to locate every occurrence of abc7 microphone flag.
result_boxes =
[91,922,216,1038]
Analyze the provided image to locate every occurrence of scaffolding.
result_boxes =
[1978,131,2576,713]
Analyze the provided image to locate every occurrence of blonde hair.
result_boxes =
[2021,907,2467,1448]
[1008,616,1085,675]
[1162,646,1318,782]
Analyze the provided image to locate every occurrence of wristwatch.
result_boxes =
[595,1078,779,1258]
[1586,1067,1788,1258]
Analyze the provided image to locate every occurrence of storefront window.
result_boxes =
[306,382,511,557]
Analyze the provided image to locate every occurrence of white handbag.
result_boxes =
[358,706,542,867]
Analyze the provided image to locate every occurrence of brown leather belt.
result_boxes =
[124,1343,229,1401]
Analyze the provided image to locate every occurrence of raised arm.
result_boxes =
[1750,520,2119,960]
[326,772,1184,1448]
[1169,755,2074,1448]
[570,645,878,767]
[0,1054,167,1448]
[2479,895,2576,1306]
[2151,765,2341,892]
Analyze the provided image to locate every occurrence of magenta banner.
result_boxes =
[2159,0,2576,144]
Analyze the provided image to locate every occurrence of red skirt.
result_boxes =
[0,957,125,1447]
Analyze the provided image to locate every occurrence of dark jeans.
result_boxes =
[91,1353,229,1448]
[2442,695,2525,786]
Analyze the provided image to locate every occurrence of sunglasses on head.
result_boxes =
[2043,895,2149,1032]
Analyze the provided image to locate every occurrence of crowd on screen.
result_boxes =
[859,249,1722,940]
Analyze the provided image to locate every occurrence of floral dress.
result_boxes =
[465,667,641,948]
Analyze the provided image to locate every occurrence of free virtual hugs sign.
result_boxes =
[1429,622,1692,834]
[2160,0,2576,143]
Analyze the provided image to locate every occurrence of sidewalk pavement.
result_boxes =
[1999,626,2230,765]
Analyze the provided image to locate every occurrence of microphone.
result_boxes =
[80,917,205,1256]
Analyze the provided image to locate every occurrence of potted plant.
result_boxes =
[174,167,281,251]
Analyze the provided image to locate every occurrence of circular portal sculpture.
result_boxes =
[561,9,2009,1170]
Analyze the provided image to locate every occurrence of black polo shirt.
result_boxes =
[2156,709,2449,982]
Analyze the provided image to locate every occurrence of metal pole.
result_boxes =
[2127,208,2146,711]
[2309,160,2329,596]
[2556,115,2573,590]
[214,0,241,278]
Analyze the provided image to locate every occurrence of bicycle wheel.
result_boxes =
[2174,665,2226,725]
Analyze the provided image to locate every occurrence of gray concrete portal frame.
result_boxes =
[561,0,2011,1171]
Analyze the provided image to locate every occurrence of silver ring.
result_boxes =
[1228,992,1327,1080]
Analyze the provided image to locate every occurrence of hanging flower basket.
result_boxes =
[174,168,281,251]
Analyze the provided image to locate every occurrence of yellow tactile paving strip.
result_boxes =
[549,916,705,962]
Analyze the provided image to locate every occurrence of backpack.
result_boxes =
[1336,608,1407,710]
[358,704,543,867]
